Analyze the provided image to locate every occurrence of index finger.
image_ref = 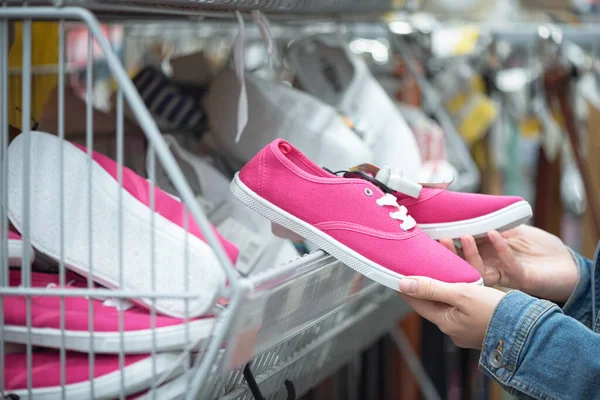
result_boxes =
[401,295,451,327]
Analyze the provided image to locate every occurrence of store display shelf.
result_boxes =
[220,287,408,400]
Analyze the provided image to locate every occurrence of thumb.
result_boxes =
[399,276,463,306]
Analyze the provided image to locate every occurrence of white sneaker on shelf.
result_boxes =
[287,36,422,181]
[203,69,372,172]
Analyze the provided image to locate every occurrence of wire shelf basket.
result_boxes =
[0,6,241,399]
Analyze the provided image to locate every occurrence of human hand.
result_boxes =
[399,277,506,349]
[439,225,577,303]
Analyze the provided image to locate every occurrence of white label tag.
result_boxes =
[217,218,268,274]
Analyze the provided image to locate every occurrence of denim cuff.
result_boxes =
[479,291,557,390]
[562,248,593,327]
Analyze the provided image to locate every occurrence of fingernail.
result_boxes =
[399,278,418,294]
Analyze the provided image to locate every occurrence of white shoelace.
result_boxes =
[376,193,417,231]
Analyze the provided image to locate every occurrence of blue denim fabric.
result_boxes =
[479,243,600,399]
[562,248,595,328]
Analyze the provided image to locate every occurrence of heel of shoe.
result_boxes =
[271,223,304,241]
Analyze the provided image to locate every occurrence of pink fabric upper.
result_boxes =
[4,351,147,389]
[4,270,208,332]
[239,139,480,283]
[394,189,524,224]
[73,144,239,264]
[8,230,21,240]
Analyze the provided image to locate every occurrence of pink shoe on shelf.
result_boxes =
[230,139,482,289]
[7,229,35,267]
[7,131,238,318]
[371,166,533,240]
[3,270,215,354]
[4,351,183,399]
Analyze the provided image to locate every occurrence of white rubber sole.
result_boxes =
[7,352,183,400]
[7,132,225,318]
[230,174,482,291]
[3,318,213,354]
[8,239,35,267]
[418,201,533,240]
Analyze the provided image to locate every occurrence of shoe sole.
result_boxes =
[8,352,183,399]
[3,318,213,354]
[8,239,35,267]
[7,132,224,318]
[418,201,533,240]
[231,173,483,291]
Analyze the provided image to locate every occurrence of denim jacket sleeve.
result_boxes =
[561,248,595,328]
[478,243,600,400]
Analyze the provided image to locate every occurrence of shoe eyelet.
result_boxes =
[364,188,373,196]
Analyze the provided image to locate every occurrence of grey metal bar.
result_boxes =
[0,13,7,397]
[116,85,126,400]
[390,329,442,400]
[0,12,7,285]
[20,18,32,281]
[148,143,158,397]
[0,287,206,297]
[183,204,192,396]
[58,18,67,400]
[86,29,96,399]
[21,14,33,397]
[489,23,600,48]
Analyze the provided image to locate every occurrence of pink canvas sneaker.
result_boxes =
[7,131,238,318]
[230,139,482,289]
[7,229,35,267]
[371,166,533,240]
[3,270,215,354]
[4,351,183,399]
